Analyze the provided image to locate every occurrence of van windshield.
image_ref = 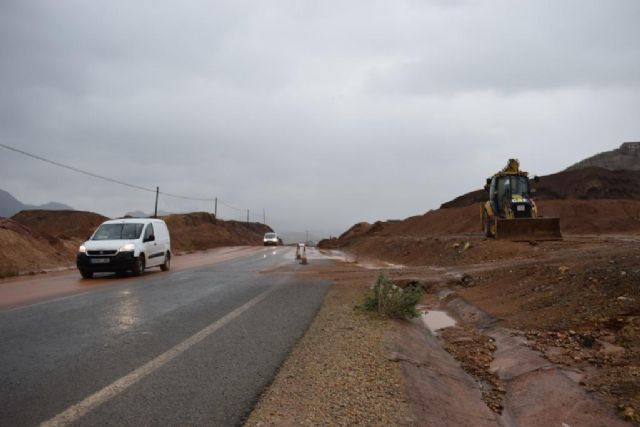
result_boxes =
[92,223,144,240]
[264,233,276,238]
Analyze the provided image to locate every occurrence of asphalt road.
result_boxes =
[0,247,331,426]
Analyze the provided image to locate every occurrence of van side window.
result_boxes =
[144,224,155,241]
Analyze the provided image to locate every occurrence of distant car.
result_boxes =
[76,218,171,278]
[263,232,279,246]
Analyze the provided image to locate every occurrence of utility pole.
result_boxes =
[263,208,266,225]
[214,197,218,218]
[306,230,309,244]
[246,209,249,223]
[154,187,159,218]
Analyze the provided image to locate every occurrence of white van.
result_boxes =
[263,232,279,246]
[77,218,171,279]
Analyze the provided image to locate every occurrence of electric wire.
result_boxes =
[0,142,251,213]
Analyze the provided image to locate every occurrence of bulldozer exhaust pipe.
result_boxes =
[495,218,562,241]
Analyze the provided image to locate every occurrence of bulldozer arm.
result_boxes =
[495,218,562,241]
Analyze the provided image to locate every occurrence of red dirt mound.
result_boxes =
[320,199,640,253]
[441,167,640,209]
[0,217,79,276]
[11,210,108,241]
[163,212,273,252]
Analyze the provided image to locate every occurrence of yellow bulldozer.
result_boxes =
[481,159,561,241]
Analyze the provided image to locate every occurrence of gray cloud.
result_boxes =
[1,0,639,235]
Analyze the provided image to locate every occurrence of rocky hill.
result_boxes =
[566,141,640,171]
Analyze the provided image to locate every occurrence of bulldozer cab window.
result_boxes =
[497,176,530,198]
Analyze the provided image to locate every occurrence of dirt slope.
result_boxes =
[12,210,108,241]
[321,199,640,253]
[0,217,78,276]
[442,167,640,209]
[163,212,273,252]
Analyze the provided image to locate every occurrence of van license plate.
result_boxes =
[517,205,525,212]
[91,258,110,264]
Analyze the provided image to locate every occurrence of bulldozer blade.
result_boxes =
[495,218,562,241]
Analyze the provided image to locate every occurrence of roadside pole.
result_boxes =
[154,187,159,218]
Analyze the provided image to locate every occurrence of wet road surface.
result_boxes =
[1,247,330,426]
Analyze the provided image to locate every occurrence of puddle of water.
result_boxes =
[421,310,457,333]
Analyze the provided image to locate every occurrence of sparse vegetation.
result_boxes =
[359,273,423,319]
[0,264,19,279]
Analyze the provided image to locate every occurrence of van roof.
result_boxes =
[102,218,166,225]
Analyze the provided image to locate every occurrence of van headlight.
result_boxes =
[119,243,135,252]
[78,245,86,253]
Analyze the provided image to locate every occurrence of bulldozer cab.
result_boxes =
[489,175,531,213]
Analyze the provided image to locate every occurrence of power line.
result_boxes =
[1,142,157,194]
[219,199,244,211]
[0,143,246,208]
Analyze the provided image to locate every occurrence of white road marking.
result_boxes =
[40,284,280,427]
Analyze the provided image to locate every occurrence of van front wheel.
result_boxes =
[132,255,145,276]
[80,269,93,279]
[160,252,171,271]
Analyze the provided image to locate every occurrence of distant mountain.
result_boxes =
[566,142,640,171]
[0,189,25,218]
[0,189,73,218]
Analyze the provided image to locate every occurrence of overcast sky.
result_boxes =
[1,0,639,235]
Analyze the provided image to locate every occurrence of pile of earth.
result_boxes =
[441,167,640,209]
[163,212,273,252]
[320,199,640,258]
[0,210,272,277]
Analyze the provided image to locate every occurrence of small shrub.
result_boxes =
[0,264,19,279]
[359,273,423,319]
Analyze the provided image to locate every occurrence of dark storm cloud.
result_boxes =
[1,0,639,234]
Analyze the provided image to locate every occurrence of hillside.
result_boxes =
[441,167,640,209]
[164,212,273,251]
[566,141,640,171]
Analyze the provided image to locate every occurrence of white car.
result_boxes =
[77,218,171,278]
[263,232,279,246]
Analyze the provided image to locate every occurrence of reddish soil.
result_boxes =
[12,210,108,241]
[320,199,640,254]
[319,180,640,424]
[163,212,272,252]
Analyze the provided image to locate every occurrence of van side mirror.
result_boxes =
[533,175,540,183]
[145,234,155,242]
